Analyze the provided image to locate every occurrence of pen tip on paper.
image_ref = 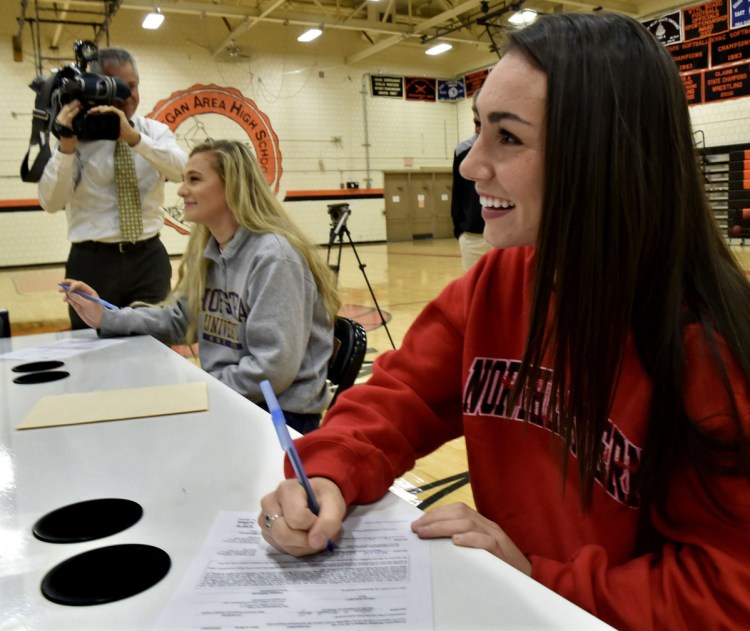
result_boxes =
[327,539,335,553]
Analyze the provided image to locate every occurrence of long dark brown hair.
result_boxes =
[508,13,750,522]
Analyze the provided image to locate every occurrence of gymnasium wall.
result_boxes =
[1,27,486,267]
[2,0,750,268]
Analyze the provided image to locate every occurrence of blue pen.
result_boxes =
[260,379,334,552]
[59,283,120,311]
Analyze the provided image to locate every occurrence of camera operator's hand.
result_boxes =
[89,105,142,147]
[55,101,81,154]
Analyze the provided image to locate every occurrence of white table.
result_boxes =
[0,331,611,629]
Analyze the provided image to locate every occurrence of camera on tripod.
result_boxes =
[324,201,396,349]
[327,203,352,242]
[328,203,351,225]
[36,40,131,142]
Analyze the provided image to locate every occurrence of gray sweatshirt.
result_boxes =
[100,227,334,414]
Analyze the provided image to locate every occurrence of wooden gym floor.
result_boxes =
[3,238,750,513]
[0,238,474,511]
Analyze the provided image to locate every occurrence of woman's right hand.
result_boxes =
[258,477,347,556]
[59,278,105,329]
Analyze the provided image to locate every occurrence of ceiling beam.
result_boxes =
[346,0,485,64]
[549,0,638,15]
[27,0,642,65]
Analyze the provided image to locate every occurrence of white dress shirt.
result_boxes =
[38,114,187,243]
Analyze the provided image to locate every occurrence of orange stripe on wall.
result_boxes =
[284,189,384,199]
[0,199,41,208]
[2,193,388,208]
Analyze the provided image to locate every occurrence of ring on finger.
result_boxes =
[265,513,281,529]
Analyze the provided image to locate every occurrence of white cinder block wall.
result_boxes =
[2,10,749,268]
[1,27,484,267]
[690,97,750,147]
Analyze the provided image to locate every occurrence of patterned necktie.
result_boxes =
[114,141,143,243]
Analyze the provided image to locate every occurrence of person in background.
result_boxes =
[39,47,187,329]
[257,12,750,629]
[451,89,490,271]
[62,139,340,435]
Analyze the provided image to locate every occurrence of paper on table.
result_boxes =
[17,382,208,429]
[154,509,434,630]
[0,336,127,362]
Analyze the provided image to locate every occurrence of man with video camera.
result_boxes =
[38,47,187,329]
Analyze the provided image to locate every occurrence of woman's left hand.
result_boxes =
[411,502,532,576]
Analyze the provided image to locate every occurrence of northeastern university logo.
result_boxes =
[147,84,283,194]
[464,357,642,508]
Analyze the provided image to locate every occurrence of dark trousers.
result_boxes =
[65,236,172,330]
[283,411,321,435]
[255,402,321,435]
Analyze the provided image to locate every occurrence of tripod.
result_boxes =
[326,205,396,350]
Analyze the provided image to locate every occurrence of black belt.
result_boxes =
[73,234,160,254]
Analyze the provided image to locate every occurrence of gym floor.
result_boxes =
[0,238,474,510]
[3,237,750,511]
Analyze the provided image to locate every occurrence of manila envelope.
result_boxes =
[17,382,209,430]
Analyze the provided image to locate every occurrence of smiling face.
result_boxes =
[178,152,232,230]
[460,51,547,249]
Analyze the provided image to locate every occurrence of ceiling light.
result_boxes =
[142,8,164,30]
[425,43,452,56]
[298,28,322,42]
[508,9,538,26]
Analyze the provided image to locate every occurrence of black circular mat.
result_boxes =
[33,498,143,544]
[12,360,65,373]
[40,544,170,606]
[13,370,69,384]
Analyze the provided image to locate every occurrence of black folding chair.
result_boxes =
[327,316,367,408]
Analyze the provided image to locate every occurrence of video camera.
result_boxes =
[327,203,352,245]
[48,40,131,141]
[328,203,351,224]
[21,40,132,182]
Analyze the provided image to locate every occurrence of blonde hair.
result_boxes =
[173,139,340,344]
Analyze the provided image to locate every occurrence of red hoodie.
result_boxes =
[290,246,750,630]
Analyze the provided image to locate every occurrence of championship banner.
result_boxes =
[652,0,750,104]
[405,77,437,102]
[438,79,466,102]
[370,75,404,98]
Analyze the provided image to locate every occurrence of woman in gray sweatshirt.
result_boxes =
[62,139,341,434]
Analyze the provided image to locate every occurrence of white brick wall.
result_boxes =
[690,97,750,147]
[4,19,749,267]
[1,32,470,266]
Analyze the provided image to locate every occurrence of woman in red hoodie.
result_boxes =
[259,12,750,629]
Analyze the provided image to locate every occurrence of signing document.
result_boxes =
[0,336,126,361]
[155,509,433,630]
